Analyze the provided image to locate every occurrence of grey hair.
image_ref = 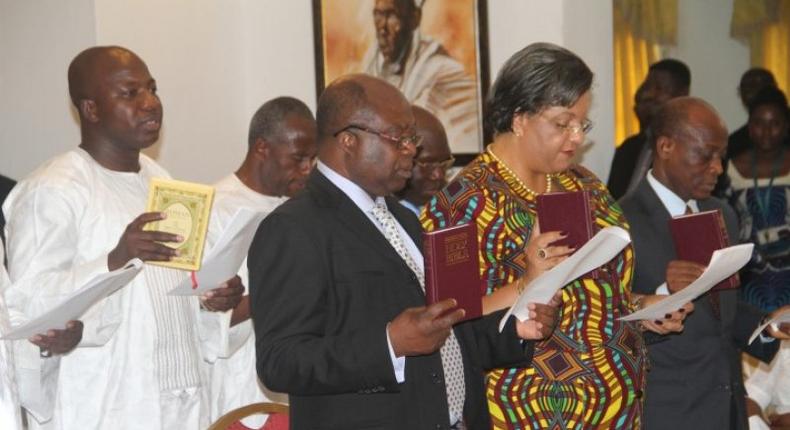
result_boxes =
[486,42,593,135]
[248,96,314,147]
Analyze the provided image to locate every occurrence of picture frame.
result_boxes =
[312,0,490,165]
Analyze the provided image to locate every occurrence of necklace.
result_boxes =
[486,147,553,196]
[750,145,786,226]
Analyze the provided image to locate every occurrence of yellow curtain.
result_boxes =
[612,0,675,147]
[731,0,790,93]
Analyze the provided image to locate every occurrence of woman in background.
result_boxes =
[727,85,790,313]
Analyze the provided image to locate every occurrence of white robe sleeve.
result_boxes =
[0,246,24,430]
[4,183,121,346]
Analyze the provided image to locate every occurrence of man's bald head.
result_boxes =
[67,46,147,109]
[396,105,452,206]
[650,97,726,151]
[316,74,401,142]
[69,45,162,160]
[316,74,417,197]
[651,97,727,201]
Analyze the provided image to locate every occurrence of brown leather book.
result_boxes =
[536,191,599,278]
[669,209,740,291]
[422,223,483,322]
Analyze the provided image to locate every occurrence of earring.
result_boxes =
[514,129,522,137]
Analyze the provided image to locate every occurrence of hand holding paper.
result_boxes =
[2,259,143,340]
[749,306,790,345]
[499,226,631,332]
[29,320,83,356]
[619,244,754,322]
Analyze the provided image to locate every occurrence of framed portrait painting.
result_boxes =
[312,0,490,163]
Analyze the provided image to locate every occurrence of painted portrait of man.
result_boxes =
[315,0,485,154]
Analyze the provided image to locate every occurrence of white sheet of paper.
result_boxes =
[619,243,754,322]
[498,226,632,332]
[2,259,143,340]
[748,308,790,345]
[168,208,266,296]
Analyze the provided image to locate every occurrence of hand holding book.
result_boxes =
[108,211,182,271]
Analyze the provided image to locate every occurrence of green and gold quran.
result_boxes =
[144,178,214,271]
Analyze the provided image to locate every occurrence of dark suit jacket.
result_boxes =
[620,178,778,430]
[607,132,647,200]
[248,170,534,430]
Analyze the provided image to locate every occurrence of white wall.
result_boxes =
[668,0,750,133]
[0,0,95,179]
[0,0,617,183]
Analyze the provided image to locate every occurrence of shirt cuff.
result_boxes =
[748,414,770,430]
[655,283,670,295]
[386,324,405,383]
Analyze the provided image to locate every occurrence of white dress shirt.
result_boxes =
[646,170,699,295]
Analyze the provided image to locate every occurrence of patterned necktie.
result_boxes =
[370,201,466,423]
[685,204,721,319]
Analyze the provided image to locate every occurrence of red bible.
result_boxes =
[422,223,483,322]
[536,191,599,278]
[669,209,740,291]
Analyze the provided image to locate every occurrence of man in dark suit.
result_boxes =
[620,96,790,430]
[608,59,690,200]
[248,74,560,430]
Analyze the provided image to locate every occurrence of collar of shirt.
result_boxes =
[316,160,386,212]
[398,199,421,217]
[316,160,424,270]
[646,169,699,215]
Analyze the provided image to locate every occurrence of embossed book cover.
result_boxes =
[669,209,739,291]
[145,178,214,271]
[423,223,482,322]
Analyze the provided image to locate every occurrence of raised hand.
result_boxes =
[765,305,790,340]
[201,275,245,313]
[665,260,705,293]
[388,299,465,357]
[639,295,694,335]
[30,320,83,356]
[515,291,562,340]
[524,221,575,279]
[108,212,181,270]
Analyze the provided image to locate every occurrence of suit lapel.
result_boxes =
[636,179,675,253]
[308,171,424,280]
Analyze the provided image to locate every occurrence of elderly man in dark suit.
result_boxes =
[247,74,560,430]
[620,96,790,430]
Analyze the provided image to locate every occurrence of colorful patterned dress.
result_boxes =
[421,153,646,429]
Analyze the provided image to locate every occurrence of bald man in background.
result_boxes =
[396,105,453,216]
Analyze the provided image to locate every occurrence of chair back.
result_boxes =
[208,402,289,430]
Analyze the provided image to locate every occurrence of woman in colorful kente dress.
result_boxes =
[421,43,691,429]
[727,85,790,312]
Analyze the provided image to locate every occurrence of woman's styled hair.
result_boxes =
[486,42,593,136]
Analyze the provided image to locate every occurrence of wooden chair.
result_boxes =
[208,402,289,430]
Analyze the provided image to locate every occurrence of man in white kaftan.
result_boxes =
[206,97,316,427]
[363,0,480,153]
[3,46,241,429]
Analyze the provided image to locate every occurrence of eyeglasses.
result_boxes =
[540,114,594,136]
[415,157,455,171]
[334,124,423,151]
